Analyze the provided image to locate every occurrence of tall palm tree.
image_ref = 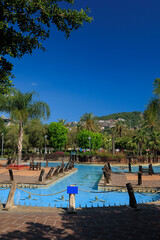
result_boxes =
[112,120,126,137]
[80,112,97,132]
[143,98,159,132]
[0,89,50,164]
[133,129,147,156]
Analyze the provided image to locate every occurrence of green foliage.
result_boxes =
[77,129,102,149]
[153,78,160,97]
[48,122,68,150]
[96,111,142,128]
[0,117,6,135]
[0,89,50,123]
[67,126,78,148]
[24,119,48,149]
[102,133,112,150]
[146,131,160,154]
[115,136,137,151]
[0,88,50,162]
[0,0,92,93]
[5,124,29,153]
[112,120,127,137]
[80,112,99,132]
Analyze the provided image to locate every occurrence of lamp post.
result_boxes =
[88,136,91,151]
[44,135,47,154]
[1,132,4,158]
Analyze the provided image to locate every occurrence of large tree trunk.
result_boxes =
[17,121,23,165]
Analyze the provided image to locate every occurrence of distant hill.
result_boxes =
[96,111,142,128]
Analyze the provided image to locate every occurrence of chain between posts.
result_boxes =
[78,188,124,193]
[3,186,160,196]
[136,191,160,196]
[79,188,160,195]
[17,186,67,196]
[0,187,10,191]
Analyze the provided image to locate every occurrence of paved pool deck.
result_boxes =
[98,172,160,191]
[0,202,160,240]
[0,167,77,188]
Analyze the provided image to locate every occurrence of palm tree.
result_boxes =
[112,120,126,137]
[58,118,67,126]
[146,130,160,155]
[80,112,97,131]
[133,129,147,156]
[0,89,50,164]
[143,98,159,132]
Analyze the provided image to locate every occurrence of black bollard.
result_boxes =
[149,164,153,175]
[139,165,142,172]
[138,172,142,185]
[9,169,14,181]
[129,162,132,173]
[126,183,138,209]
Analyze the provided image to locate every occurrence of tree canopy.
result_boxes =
[77,129,102,150]
[48,122,68,150]
[0,0,92,93]
[0,88,50,163]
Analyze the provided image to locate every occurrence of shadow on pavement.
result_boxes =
[0,203,160,240]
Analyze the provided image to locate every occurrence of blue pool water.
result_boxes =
[0,163,160,208]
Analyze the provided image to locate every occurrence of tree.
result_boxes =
[5,124,29,156]
[0,89,50,164]
[58,118,67,126]
[133,129,147,156]
[48,122,68,150]
[146,130,160,155]
[102,133,112,151]
[0,1,92,93]
[112,120,126,137]
[143,98,159,132]
[25,119,48,150]
[80,112,98,132]
[67,126,78,149]
[77,129,102,150]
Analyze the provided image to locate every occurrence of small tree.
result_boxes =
[77,129,102,150]
[25,119,48,151]
[48,122,68,150]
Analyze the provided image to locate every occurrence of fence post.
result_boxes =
[126,183,138,209]
[3,181,17,211]
[138,172,142,185]
[38,169,45,182]
[139,165,142,172]
[9,169,14,181]
[129,162,132,173]
[67,185,78,213]
[149,164,153,175]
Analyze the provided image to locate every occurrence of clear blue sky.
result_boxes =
[7,0,160,123]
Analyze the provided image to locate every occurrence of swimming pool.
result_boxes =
[0,163,160,208]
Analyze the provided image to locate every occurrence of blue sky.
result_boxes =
[6,0,160,123]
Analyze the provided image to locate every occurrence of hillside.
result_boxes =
[96,111,142,127]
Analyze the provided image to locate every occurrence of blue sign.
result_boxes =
[67,186,78,194]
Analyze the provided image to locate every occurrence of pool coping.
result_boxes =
[0,168,77,189]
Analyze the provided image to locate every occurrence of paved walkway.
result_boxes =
[0,203,160,240]
[109,172,160,188]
